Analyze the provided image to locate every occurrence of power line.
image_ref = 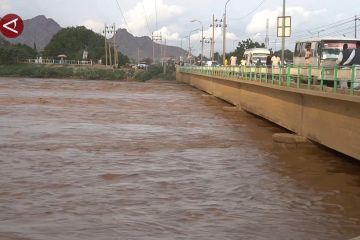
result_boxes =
[155,0,158,30]
[142,2,153,36]
[229,0,266,21]
[114,0,131,32]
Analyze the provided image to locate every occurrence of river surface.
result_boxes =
[0,77,359,240]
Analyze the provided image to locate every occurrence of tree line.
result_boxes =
[0,26,130,66]
[210,38,294,63]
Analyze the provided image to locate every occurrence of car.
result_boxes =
[206,61,220,67]
[136,63,149,70]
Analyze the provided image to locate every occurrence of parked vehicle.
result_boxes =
[206,61,220,67]
[294,37,360,84]
[137,62,149,69]
[243,48,270,66]
[293,37,359,68]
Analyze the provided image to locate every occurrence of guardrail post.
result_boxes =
[265,66,268,83]
[279,66,283,86]
[320,67,325,91]
[286,64,291,87]
[350,65,356,95]
[333,65,339,93]
[271,66,275,85]
[307,65,312,89]
[260,66,263,83]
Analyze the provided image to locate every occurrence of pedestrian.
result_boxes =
[304,45,312,66]
[271,53,281,67]
[240,58,247,66]
[342,41,360,89]
[336,43,352,88]
[224,58,229,66]
[336,43,350,65]
[256,58,261,67]
[266,53,272,67]
[230,55,237,66]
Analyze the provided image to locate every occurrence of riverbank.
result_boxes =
[0,64,127,81]
[0,63,176,82]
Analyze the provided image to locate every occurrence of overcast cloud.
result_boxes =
[1,0,359,56]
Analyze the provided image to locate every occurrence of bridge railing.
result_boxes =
[23,59,93,66]
[179,65,360,96]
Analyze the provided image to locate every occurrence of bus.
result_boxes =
[293,37,359,68]
[243,48,270,66]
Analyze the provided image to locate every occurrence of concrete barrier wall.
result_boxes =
[177,71,360,160]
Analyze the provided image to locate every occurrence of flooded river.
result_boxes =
[0,77,359,240]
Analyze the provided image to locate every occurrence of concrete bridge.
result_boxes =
[176,66,360,160]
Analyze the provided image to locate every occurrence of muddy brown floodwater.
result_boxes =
[0,77,360,240]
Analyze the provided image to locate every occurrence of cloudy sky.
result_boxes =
[1,0,359,56]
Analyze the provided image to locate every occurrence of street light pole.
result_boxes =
[281,0,285,66]
[212,14,215,61]
[356,15,360,38]
[191,20,204,66]
[223,0,231,66]
[188,28,200,65]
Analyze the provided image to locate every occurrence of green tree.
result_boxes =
[274,49,294,61]
[213,52,222,63]
[230,38,266,60]
[44,26,129,66]
[0,43,37,65]
[118,52,130,66]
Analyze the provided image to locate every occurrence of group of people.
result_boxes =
[266,53,281,67]
[336,41,360,89]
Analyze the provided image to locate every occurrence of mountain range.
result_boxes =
[0,15,186,61]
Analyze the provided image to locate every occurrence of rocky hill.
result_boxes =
[0,15,186,61]
[1,15,62,50]
[114,29,186,62]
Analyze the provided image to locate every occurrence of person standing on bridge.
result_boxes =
[336,43,349,65]
[266,52,272,67]
[304,45,312,66]
[342,41,360,89]
[336,43,351,88]
[230,55,237,66]
[271,53,281,67]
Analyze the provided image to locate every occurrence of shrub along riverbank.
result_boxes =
[0,64,127,80]
[0,63,176,81]
[134,64,176,81]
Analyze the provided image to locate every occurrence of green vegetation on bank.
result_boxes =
[44,26,129,66]
[135,64,176,81]
[0,43,37,65]
[0,64,126,80]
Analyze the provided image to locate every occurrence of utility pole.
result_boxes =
[152,32,162,63]
[108,38,112,66]
[104,24,108,67]
[203,37,212,59]
[188,36,191,64]
[281,0,285,66]
[211,16,223,62]
[180,38,183,63]
[223,0,231,65]
[153,38,155,64]
[113,24,117,67]
[265,19,269,49]
[137,47,140,64]
[356,15,359,38]
[212,14,215,61]
[164,37,167,73]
